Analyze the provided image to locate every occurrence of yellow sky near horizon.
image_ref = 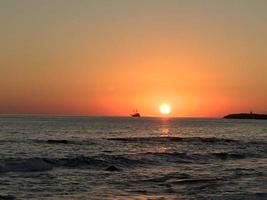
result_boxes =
[1,0,267,117]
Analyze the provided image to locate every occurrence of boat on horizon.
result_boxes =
[131,109,141,117]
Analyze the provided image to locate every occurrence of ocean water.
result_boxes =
[0,116,266,200]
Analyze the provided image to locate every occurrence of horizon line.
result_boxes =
[0,113,223,119]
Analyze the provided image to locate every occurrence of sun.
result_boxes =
[159,104,171,115]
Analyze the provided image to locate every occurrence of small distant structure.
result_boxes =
[130,109,141,117]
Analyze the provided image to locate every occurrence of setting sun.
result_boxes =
[159,104,171,115]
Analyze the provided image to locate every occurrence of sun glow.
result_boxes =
[159,104,171,115]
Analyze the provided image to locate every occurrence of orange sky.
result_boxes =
[1,0,267,117]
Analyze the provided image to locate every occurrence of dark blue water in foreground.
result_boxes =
[0,116,266,200]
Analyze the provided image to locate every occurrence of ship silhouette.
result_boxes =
[131,109,141,117]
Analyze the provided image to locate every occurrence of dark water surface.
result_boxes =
[0,116,266,199]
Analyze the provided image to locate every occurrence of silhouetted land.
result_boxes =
[224,113,267,120]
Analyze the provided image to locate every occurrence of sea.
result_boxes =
[0,116,266,200]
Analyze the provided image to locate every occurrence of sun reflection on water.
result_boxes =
[160,127,169,136]
[155,146,170,153]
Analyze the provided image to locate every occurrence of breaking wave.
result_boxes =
[0,155,148,173]
[0,150,263,173]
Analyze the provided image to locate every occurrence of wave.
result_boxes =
[0,158,54,173]
[211,152,250,159]
[0,155,148,173]
[0,150,263,173]
[35,139,96,146]
[0,139,96,146]
[134,171,222,188]
[1,137,266,148]
[108,136,238,143]
[108,136,267,147]
[0,195,16,200]
[141,151,264,162]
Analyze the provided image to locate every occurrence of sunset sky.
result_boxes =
[1,0,267,117]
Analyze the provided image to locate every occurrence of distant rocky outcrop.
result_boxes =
[224,113,267,120]
[105,166,120,171]
[47,140,68,144]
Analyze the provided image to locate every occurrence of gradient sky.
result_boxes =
[1,0,267,117]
